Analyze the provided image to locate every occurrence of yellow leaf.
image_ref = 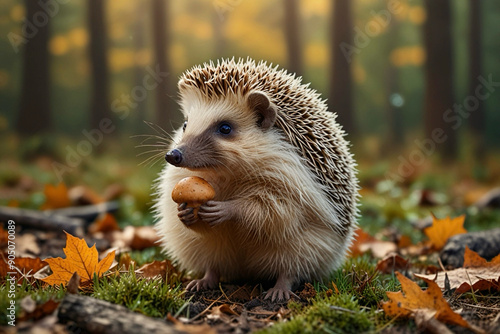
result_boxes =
[424,214,467,250]
[41,232,115,286]
[383,272,471,329]
[41,183,72,210]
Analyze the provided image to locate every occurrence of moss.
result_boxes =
[260,294,374,334]
[91,270,186,318]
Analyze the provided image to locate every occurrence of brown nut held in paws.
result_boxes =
[171,176,215,220]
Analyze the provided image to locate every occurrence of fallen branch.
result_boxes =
[45,201,120,223]
[58,294,182,334]
[0,206,84,236]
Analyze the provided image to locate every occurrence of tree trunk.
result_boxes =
[88,0,111,130]
[423,0,456,160]
[17,0,51,135]
[284,0,302,76]
[152,0,176,129]
[468,0,485,161]
[330,0,355,136]
[385,18,404,150]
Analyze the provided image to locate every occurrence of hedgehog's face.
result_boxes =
[165,90,277,171]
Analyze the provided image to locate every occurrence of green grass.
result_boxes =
[0,280,66,325]
[91,269,186,318]
[260,257,401,333]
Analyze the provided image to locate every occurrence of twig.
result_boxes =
[0,206,84,236]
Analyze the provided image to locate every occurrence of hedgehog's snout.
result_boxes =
[165,148,183,166]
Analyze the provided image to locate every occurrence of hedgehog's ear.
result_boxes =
[247,91,277,130]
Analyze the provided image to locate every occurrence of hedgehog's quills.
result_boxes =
[153,58,359,302]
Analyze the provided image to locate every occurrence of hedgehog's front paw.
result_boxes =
[198,200,235,227]
[177,203,198,226]
[186,270,219,292]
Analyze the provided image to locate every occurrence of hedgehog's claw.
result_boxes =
[177,204,197,226]
[186,270,219,292]
[264,275,297,302]
[198,200,234,226]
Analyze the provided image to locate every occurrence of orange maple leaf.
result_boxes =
[423,214,467,250]
[41,232,115,286]
[383,272,470,329]
[414,246,500,293]
[40,183,72,210]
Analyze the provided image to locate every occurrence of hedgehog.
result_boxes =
[154,58,359,301]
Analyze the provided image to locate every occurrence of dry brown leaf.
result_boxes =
[18,298,60,322]
[68,185,104,205]
[376,253,409,274]
[121,226,160,250]
[414,246,500,293]
[0,256,48,283]
[348,228,375,256]
[424,214,467,250]
[0,225,8,245]
[40,183,72,210]
[136,259,176,281]
[41,232,115,287]
[397,235,412,248]
[117,253,136,271]
[383,272,471,329]
[88,213,120,234]
[359,240,397,258]
[206,304,239,322]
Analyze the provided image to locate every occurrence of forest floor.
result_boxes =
[1,134,500,333]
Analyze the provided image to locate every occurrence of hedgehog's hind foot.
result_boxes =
[264,275,298,302]
[186,269,219,292]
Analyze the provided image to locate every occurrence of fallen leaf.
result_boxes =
[40,183,72,210]
[117,253,136,271]
[18,298,60,322]
[397,235,412,248]
[349,228,375,256]
[376,253,409,274]
[41,232,115,287]
[67,272,80,294]
[0,225,8,245]
[88,213,120,234]
[136,259,177,281]
[15,234,40,256]
[424,214,467,250]
[0,256,48,283]
[359,240,397,259]
[68,185,103,205]
[383,272,471,329]
[207,304,239,322]
[414,246,500,293]
[120,226,160,250]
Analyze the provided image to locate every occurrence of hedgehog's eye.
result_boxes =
[182,121,187,132]
[217,122,232,135]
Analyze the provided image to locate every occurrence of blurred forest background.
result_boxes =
[0,0,499,209]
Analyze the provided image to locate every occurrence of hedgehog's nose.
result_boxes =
[165,149,183,166]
